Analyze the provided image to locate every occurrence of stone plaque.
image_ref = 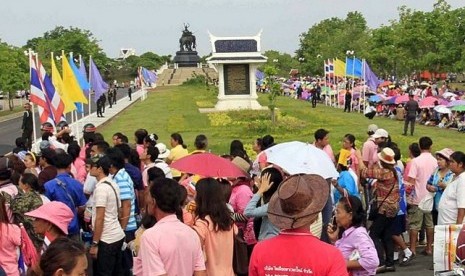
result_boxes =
[224,64,250,95]
[215,39,258,53]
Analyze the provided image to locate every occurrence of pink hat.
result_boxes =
[435,148,454,161]
[25,201,74,235]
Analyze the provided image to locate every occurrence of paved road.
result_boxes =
[394,249,434,276]
[0,88,129,155]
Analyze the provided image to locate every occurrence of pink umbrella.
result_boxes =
[439,99,450,106]
[20,224,38,268]
[171,153,248,178]
[395,94,418,104]
[419,96,440,108]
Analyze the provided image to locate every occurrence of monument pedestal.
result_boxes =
[206,32,267,112]
[173,51,200,67]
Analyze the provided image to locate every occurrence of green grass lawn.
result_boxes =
[0,105,23,117]
[98,84,464,160]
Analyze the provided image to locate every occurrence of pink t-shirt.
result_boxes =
[362,138,378,167]
[134,214,205,276]
[408,152,438,205]
[0,223,21,276]
[73,158,87,184]
[192,216,236,276]
[142,163,156,188]
[230,183,257,245]
[313,142,335,164]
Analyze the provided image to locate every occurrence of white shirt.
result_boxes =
[155,160,173,179]
[438,172,465,225]
[92,176,125,243]
[84,173,97,207]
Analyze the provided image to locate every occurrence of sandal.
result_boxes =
[421,250,433,256]
[399,254,415,266]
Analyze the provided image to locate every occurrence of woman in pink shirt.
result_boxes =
[193,178,235,276]
[0,196,21,276]
[327,195,379,276]
[403,143,421,197]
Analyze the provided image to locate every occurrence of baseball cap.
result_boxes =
[372,129,389,139]
[367,124,378,133]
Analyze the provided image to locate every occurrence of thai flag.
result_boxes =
[30,58,55,125]
[36,59,65,124]
[328,59,334,74]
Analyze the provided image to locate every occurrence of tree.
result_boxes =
[262,50,299,77]
[24,26,110,72]
[263,65,280,124]
[296,12,370,76]
[0,41,29,110]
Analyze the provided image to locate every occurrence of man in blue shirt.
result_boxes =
[44,152,87,239]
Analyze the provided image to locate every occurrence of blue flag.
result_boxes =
[141,67,157,85]
[345,57,363,78]
[69,55,90,95]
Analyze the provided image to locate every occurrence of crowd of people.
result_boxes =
[264,77,465,135]
[2,114,465,275]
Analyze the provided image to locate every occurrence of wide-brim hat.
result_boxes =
[231,156,251,176]
[377,147,396,165]
[25,201,74,235]
[156,143,170,159]
[268,174,329,230]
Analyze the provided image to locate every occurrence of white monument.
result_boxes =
[206,31,267,111]
[119,48,136,59]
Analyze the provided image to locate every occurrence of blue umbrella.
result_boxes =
[369,95,383,103]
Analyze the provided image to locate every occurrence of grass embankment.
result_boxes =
[0,105,23,117]
[99,84,464,160]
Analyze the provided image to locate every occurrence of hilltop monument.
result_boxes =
[173,23,201,68]
[205,31,267,110]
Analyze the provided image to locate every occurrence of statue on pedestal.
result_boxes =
[179,23,196,52]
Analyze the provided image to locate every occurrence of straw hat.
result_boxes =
[268,174,329,230]
[231,156,251,175]
[377,148,396,165]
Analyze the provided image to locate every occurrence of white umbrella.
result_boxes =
[264,141,339,179]
[433,105,452,114]
[442,92,457,99]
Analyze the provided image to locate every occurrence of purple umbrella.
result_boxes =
[447,100,465,108]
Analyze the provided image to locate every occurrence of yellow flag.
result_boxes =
[51,55,76,113]
[62,53,88,104]
[334,58,346,77]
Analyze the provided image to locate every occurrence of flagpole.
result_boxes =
[323,59,326,106]
[361,59,366,113]
[332,59,336,108]
[88,55,92,116]
[25,49,38,151]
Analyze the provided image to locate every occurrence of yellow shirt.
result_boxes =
[168,145,189,177]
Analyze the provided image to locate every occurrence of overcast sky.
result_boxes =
[1,0,464,58]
